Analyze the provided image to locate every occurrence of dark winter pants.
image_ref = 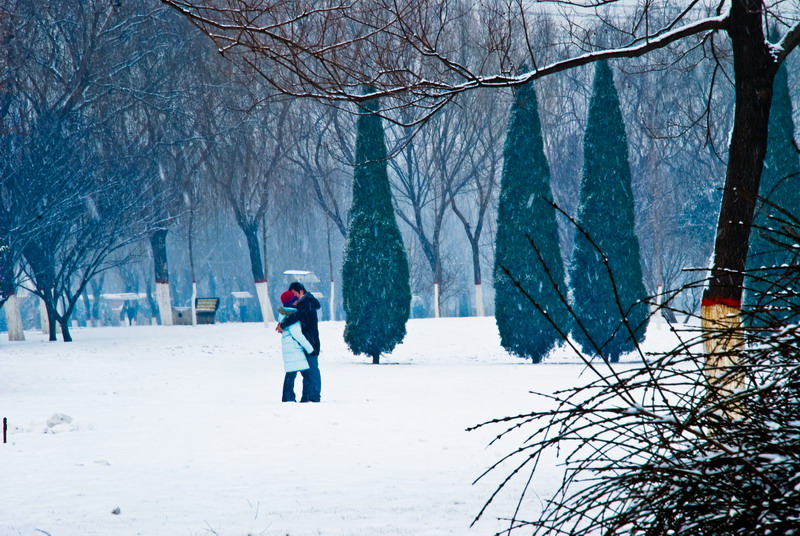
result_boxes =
[300,355,321,403]
[282,356,321,402]
[282,371,299,402]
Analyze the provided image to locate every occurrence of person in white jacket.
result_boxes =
[278,290,313,402]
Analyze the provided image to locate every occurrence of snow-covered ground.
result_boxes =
[1,317,678,536]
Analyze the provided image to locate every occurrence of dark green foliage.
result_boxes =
[494,80,570,363]
[745,58,800,322]
[569,61,648,362]
[341,96,411,363]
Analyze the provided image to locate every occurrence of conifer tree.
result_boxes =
[494,79,570,363]
[745,56,800,320]
[341,95,411,364]
[569,60,649,362]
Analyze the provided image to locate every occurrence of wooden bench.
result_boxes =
[195,298,220,324]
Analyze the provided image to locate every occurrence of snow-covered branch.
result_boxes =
[772,22,800,63]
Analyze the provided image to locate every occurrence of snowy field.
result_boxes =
[1,317,678,536]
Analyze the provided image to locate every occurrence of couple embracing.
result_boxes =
[276,281,322,403]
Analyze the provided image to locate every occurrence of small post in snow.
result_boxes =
[3,417,7,444]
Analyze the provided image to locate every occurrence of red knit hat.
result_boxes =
[280,290,297,306]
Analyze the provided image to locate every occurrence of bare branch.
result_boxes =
[772,22,800,63]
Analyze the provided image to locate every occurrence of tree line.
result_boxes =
[1,1,796,357]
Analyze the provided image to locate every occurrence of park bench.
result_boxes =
[195,297,220,324]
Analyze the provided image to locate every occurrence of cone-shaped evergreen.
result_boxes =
[745,56,800,321]
[341,95,411,364]
[494,79,570,363]
[569,60,649,362]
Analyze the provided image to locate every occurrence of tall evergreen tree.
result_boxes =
[745,54,800,320]
[494,79,570,363]
[341,95,411,364]
[569,60,649,362]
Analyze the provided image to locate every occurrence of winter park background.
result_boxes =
[3,1,800,535]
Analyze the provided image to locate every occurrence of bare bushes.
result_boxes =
[475,239,800,535]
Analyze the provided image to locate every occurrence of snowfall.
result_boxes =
[1,316,679,536]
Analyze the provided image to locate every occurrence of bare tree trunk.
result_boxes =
[90,277,103,326]
[188,206,197,326]
[471,240,484,316]
[150,229,173,326]
[58,316,72,342]
[433,257,443,318]
[261,217,275,324]
[701,0,776,394]
[40,293,56,341]
[327,219,336,321]
[1,258,24,340]
[26,253,59,341]
[243,223,274,324]
[256,281,273,323]
[4,293,25,341]
[39,298,48,336]
[474,283,484,317]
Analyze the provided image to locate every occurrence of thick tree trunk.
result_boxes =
[433,257,442,318]
[255,280,274,323]
[704,1,775,308]
[151,229,170,283]
[150,230,173,326]
[41,296,56,341]
[243,223,265,282]
[243,223,274,323]
[58,316,72,342]
[155,282,173,326]
[1,258,24,340]
[701,0,777,394]
[4,293,25,341]
[471,240,484,316]
[474,283,484,317]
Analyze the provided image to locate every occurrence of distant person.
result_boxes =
[276,282,322,402]
[125,300,137,326]
[277,290,312,402]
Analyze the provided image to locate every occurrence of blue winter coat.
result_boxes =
[279,307,312,372]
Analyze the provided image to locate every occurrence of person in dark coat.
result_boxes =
[125,300,137,326]
[277,281,322,402]
[277,290,312,402]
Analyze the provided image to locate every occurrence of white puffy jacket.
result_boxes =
[279,308,312,372]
